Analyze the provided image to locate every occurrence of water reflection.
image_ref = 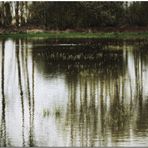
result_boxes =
[0,40,6,146]
[0,39,148,146]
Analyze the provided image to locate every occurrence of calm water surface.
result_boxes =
[0,39,148,146]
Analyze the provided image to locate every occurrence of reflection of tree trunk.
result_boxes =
[25,41,34,146]
[128,71,133,111]
[70,79,77,146]
[79,75,84,146]
[32,50,35,126]
[84,78,88,146]
[79,76,89,146]
[31,44,35,147]
[134,52,143,112]
[0,40,6,146]
[139,52,143,112]
[100,80,104,134]
[89,77,98,147]
[16,40,25,146]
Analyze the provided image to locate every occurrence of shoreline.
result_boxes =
[1,27,148,40]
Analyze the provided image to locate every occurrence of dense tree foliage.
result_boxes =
[0,2,148,29]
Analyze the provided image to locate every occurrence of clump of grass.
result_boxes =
[43,109,50,117]
[54,106,63,118]
[42,106,63,118]
[55,109,61,117]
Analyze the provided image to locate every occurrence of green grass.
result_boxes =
[0,31,148,40]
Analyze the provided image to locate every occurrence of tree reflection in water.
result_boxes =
[0,39,148,146]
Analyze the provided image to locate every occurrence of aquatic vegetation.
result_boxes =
[54,107,63,118]
[43,109,50,117]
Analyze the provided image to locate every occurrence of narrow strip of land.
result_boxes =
[1,31,148,40]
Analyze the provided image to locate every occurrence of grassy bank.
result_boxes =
[0,31,148,40]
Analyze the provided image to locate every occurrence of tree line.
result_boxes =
[1,2,148,30]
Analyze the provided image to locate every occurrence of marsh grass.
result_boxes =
[43,107,63,118]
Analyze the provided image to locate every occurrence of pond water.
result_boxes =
[0,38,148,146]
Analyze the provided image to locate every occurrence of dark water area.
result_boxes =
[0,38,148,146]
